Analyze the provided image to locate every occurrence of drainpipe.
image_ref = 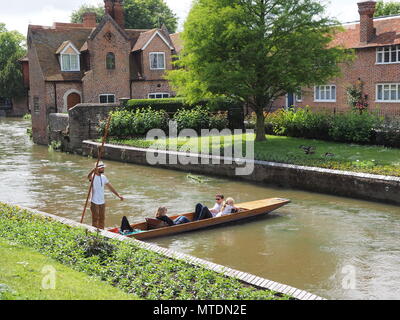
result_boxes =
[53,82,58,113]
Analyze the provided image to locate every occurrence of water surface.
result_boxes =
[1,117,399,300]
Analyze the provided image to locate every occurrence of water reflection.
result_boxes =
[1,118,400,300]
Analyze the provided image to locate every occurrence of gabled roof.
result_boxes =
[89,14,130,41]
[170,33,182,54]
[132,29,174,52]
[28,25,92,81]
[332,15,400,49]
[55,40,80,55]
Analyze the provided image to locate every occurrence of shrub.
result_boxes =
[98,107,169,138]
[173,106,229,133]
[266,107,331,140]
[329,111,382,143]
[375,117,400,148]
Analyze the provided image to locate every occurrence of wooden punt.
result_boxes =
[108,198,291,240]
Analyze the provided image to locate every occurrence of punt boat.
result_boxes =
[108,198,291,240]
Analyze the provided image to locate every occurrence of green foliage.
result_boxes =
[70,5,105,23]
[257,108,382,144]
[99,108,169,138]
[267,107,331,140]
[70,0,178,33]
[346,80,369,113]
[125,0,178,33]
[374,1,400,17]
[0,24,26,98]
[22,113,31,120]
[0,203,287,300]
[329,111,382,143]
[167,0,354,141]
[126,98,197,113]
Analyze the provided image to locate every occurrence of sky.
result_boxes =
[0,0,398,35]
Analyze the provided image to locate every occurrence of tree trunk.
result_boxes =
[254,108,266,142]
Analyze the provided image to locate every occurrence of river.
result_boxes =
[1,117,399,300]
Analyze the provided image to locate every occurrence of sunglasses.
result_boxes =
[216,198,222,201]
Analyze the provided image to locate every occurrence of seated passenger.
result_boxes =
[216,197,239,217]
[155,206,191,226]
[194,194,225,221]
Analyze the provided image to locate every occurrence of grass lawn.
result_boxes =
[0,237,138,300]
[107,133,400,177]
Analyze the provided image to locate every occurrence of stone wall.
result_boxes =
[82,141,400,206]
[67,103,118,153]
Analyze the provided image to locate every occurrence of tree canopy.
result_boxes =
[71,0,178,33]
[0,23,26,98]
[374,0,400,17]
[167,0,353,141]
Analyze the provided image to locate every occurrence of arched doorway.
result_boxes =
[67,92,81,110]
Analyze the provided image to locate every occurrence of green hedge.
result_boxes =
[0,203,289,300]
[246,107,384,145]
[124,97,244,130]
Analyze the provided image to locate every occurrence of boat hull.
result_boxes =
[108,198,290,240]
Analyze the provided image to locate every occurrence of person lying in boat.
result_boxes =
[156,206,191,226]
[216,197,239,217]
[194,194,225,221]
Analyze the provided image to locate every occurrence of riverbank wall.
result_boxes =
[82,140,400,206]
[1,202,323,301]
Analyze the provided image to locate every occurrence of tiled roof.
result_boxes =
[131,29,158,51]
[29,26,93,82]
[332,15,400,49]
[170,33,182,54]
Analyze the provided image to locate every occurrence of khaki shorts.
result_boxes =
[90,202,106,229]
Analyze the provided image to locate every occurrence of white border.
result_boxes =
[314,85,337,103]
[376,83,400,103]
[142,30,174,51]
[149,52,166,70]
[59,42,81,72]
[148,92,170,99]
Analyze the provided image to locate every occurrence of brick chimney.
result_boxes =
[104,0,114,17]
[104,0,125,29]
[113,0,125,29]
[83,12,97,28]
[358,1,376,43]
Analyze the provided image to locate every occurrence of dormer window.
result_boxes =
[56,41,81,72]
[61,54,80,72]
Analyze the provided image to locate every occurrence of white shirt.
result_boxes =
[210,203,222,217]
[216,205,234,217]
[91,174,109,205]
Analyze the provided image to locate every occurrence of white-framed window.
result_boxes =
[314,85,336,102]
[148,93,170,99]
[376,45,400,64]
[376,83,400,102]
[149,52,166,70]
[295,92,303,102]
[99,94,116,104]
[61,53,80,72]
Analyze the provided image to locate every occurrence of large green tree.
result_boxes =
[167,0,353,141]
[0,23,26,99]
[374,0,400,17]
[71,0,178,33]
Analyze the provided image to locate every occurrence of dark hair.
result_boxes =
[216,194,224,199]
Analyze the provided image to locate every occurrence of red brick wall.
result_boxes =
[272,47,400,116]
[82,19,131,103]
[28,42,48,145]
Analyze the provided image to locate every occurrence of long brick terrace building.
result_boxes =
[26,0,181,144]
[274,1,400,116]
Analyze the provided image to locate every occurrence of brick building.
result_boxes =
[26,0,180,145]
[273,1,400,116]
